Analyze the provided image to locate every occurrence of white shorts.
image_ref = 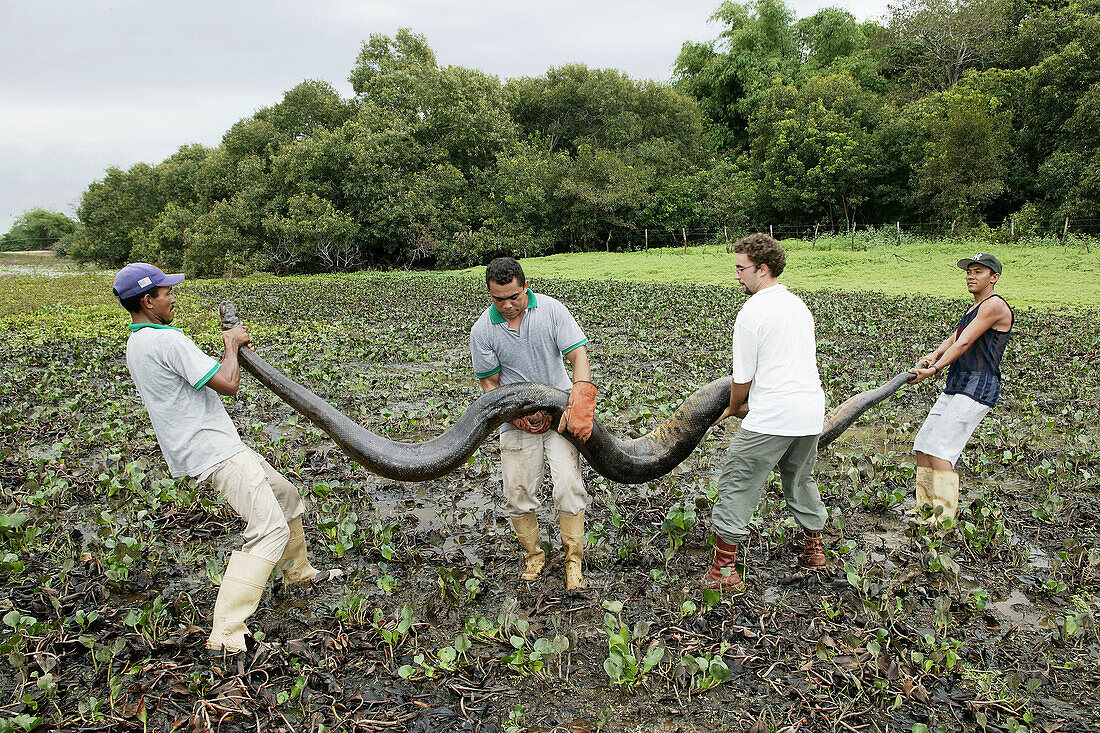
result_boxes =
[913,392,991,466]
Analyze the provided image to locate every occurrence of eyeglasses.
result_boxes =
[735,264,758,274]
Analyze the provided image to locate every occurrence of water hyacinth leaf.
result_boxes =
[642,644,665,674]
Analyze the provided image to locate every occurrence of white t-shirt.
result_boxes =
[125,325,245,477]
[732,284,825,436]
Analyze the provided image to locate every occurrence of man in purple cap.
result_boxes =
[113,263,341,654]
[908,253,1013,524]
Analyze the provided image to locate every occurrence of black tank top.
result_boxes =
[944,294,1013,407]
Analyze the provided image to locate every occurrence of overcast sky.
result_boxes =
[0,0,890,235]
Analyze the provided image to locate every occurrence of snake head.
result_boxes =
[219,301,241,331]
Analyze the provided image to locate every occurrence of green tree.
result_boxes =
[184,198,261,277]
[1039,82,1100,222]
[75,163,164,265]
[674,0,799,151]
[262,193,360,272]
[750,74,875,228]
[1,209,77,252]
[130,203,197,272]
[338,30,516,264]
[884,0,1010,95]
[917,86,1013,222]
[157,144,214,208]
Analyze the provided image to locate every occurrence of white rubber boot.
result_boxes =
[206,550,275,653]
[906,465,934,516]
[279,516,344,585]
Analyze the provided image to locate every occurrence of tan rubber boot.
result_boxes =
[929,469,959,524]
[701,538,745,591]
[279,516,344,585]
[559,511,585,590]
[906,465,934,516]
[206,550,276,652]
[510,512,546,581]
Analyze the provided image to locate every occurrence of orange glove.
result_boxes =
[558,381,597,442]
[510,410,552,434]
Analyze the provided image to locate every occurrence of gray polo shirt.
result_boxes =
[470,290,588,431]
[125,324,245,477]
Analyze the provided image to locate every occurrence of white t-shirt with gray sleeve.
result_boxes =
[125,324,245,477]
[470,291,588,432]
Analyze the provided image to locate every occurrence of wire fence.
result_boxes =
[569,219,1100,254]
[6,219,1100,254]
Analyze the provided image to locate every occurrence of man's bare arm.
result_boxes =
[910,300,1009,384]
[206,326,250,396]
[564,345,592,383]
[478,373,501,393]
[715,380,751,423]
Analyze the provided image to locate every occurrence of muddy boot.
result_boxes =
[206,550,275,653]
[929,469,959,525]
[906,465,934,517]
[559,511,585,590]
[511,512,545,581]
[279,516,344,585]
[701,538,745,591]
[798,530,827,568]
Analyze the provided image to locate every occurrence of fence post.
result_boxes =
[1010,216,1015,242]
[723,225,729,253]
[769,224,774,238]
[682,227,687,253]
[645,228,648,253]
[896,221,901,246]
[1062,216,1069,244]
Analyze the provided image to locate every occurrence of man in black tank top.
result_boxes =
[907,252,1013,525]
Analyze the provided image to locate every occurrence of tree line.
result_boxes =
[14,0,1098,273]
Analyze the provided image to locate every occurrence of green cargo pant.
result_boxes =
[711,429,826,544]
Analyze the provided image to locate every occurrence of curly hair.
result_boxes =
[485,257,526,287]
[734,233,786,277]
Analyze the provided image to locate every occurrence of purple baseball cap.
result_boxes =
[112,263,185,300]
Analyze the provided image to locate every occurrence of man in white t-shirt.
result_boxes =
[704,234,828,591]
[113,263,341,653]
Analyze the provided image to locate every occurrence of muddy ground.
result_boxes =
[2,271,1098,732]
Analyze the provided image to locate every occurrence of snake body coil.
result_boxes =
[220,301,913,484]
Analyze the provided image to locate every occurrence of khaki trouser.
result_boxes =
[500,429,589,517]
[204,448,306,562]
[711,429,826,544]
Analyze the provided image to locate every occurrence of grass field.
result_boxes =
[464,239,1100,310]
[2,249,1099,731]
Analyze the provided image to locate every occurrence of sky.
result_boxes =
[0,0,891,235]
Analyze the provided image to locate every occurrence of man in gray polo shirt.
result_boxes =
[470,257,595,590]
[113,262,341,654]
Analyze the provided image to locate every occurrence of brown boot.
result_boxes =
[511,512,545,581]
[559,511,585,590]
[701,538,745,591]
[798,530,827,568]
